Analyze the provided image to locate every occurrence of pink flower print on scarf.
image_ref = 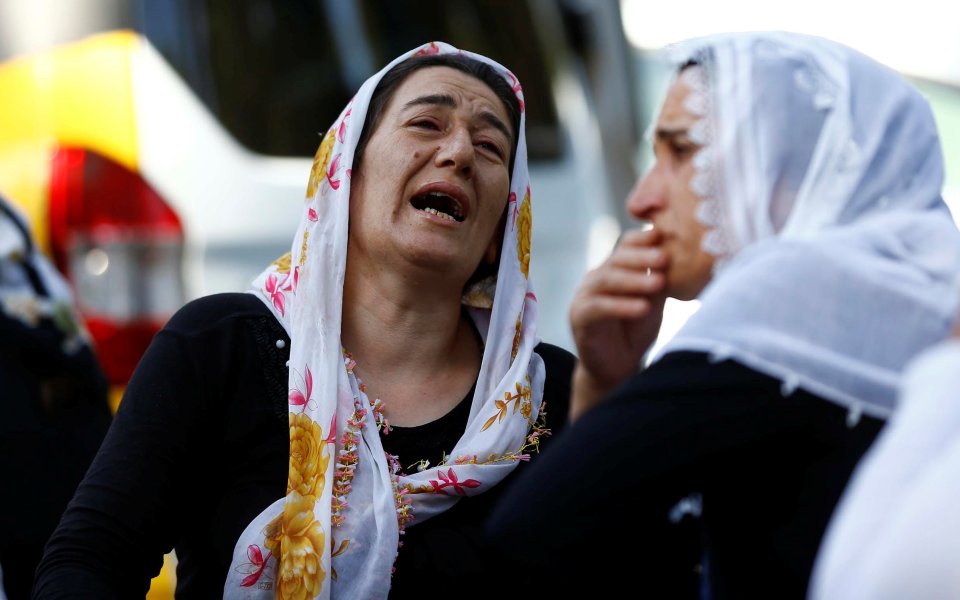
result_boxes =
[288,364,314,412]
[506,70,525,113]
[237,544,274,589]
[428,468,481,496]
[264,271,296,316]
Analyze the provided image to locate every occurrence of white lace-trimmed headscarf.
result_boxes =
[811,339,960,598]
[655,32,960,420]
[226,42,544,599]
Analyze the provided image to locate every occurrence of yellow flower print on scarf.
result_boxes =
[516,187,532,278]
[306,128,337,199]
[273,252,292,275]
[481,377,533,431]
[288,412,330,497]
[264,491,326,600]
[299,231,309,267]
[510,315,522,360]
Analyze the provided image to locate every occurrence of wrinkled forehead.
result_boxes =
[383,66,513,137]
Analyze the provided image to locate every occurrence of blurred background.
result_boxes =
[0,0,957,596]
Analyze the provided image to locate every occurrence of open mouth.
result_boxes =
[411,192,465,222]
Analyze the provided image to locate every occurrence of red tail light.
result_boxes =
[49,147,185,385]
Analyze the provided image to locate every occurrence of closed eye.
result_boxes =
[410,119,440,130]
[670,141,696,158]
[476,140,505,160]
[654,128,699,163]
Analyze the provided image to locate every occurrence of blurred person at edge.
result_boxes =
[485,31,960,598]
[0,194,111,600]
[32,42,574,599]
[811,321,960,597]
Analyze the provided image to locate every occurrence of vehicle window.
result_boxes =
[136,0,561,160]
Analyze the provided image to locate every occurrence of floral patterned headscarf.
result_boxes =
[226,42,543,599]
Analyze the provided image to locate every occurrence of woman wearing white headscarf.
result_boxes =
[486,31,960,597]
[811,328,960,598]
[34,42,574,599]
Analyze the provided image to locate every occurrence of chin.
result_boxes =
[669,289,698,302]
[405,249,471,280]
[667,278,708,302]
[666,260,714,301]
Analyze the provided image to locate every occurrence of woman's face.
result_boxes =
[349,66,513,285]
[625,69,714,300]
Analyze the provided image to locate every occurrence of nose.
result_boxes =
[625,162,666,221]
[434,126,474,178]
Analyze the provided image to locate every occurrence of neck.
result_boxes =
[340,253,482,426]
[344,249,475,358]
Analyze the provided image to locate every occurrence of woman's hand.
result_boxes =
[568,227,668,420]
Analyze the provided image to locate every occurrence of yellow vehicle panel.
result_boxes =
[0,30,139,252]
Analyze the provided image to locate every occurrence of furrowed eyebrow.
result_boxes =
[404,93,457,111]
[403,94,513,143]
[479,111,513,144]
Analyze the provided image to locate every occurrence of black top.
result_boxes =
[379,380,475,475]
[484,351,883,599]
[32,293,574,599]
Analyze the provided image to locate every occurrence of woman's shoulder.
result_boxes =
[162,292,277,336]
[535,342,576,369]
[535,342,576,385]
[627,350,795,399]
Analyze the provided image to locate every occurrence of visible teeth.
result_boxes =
[423,207,456,221]
[425,192,464,219]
